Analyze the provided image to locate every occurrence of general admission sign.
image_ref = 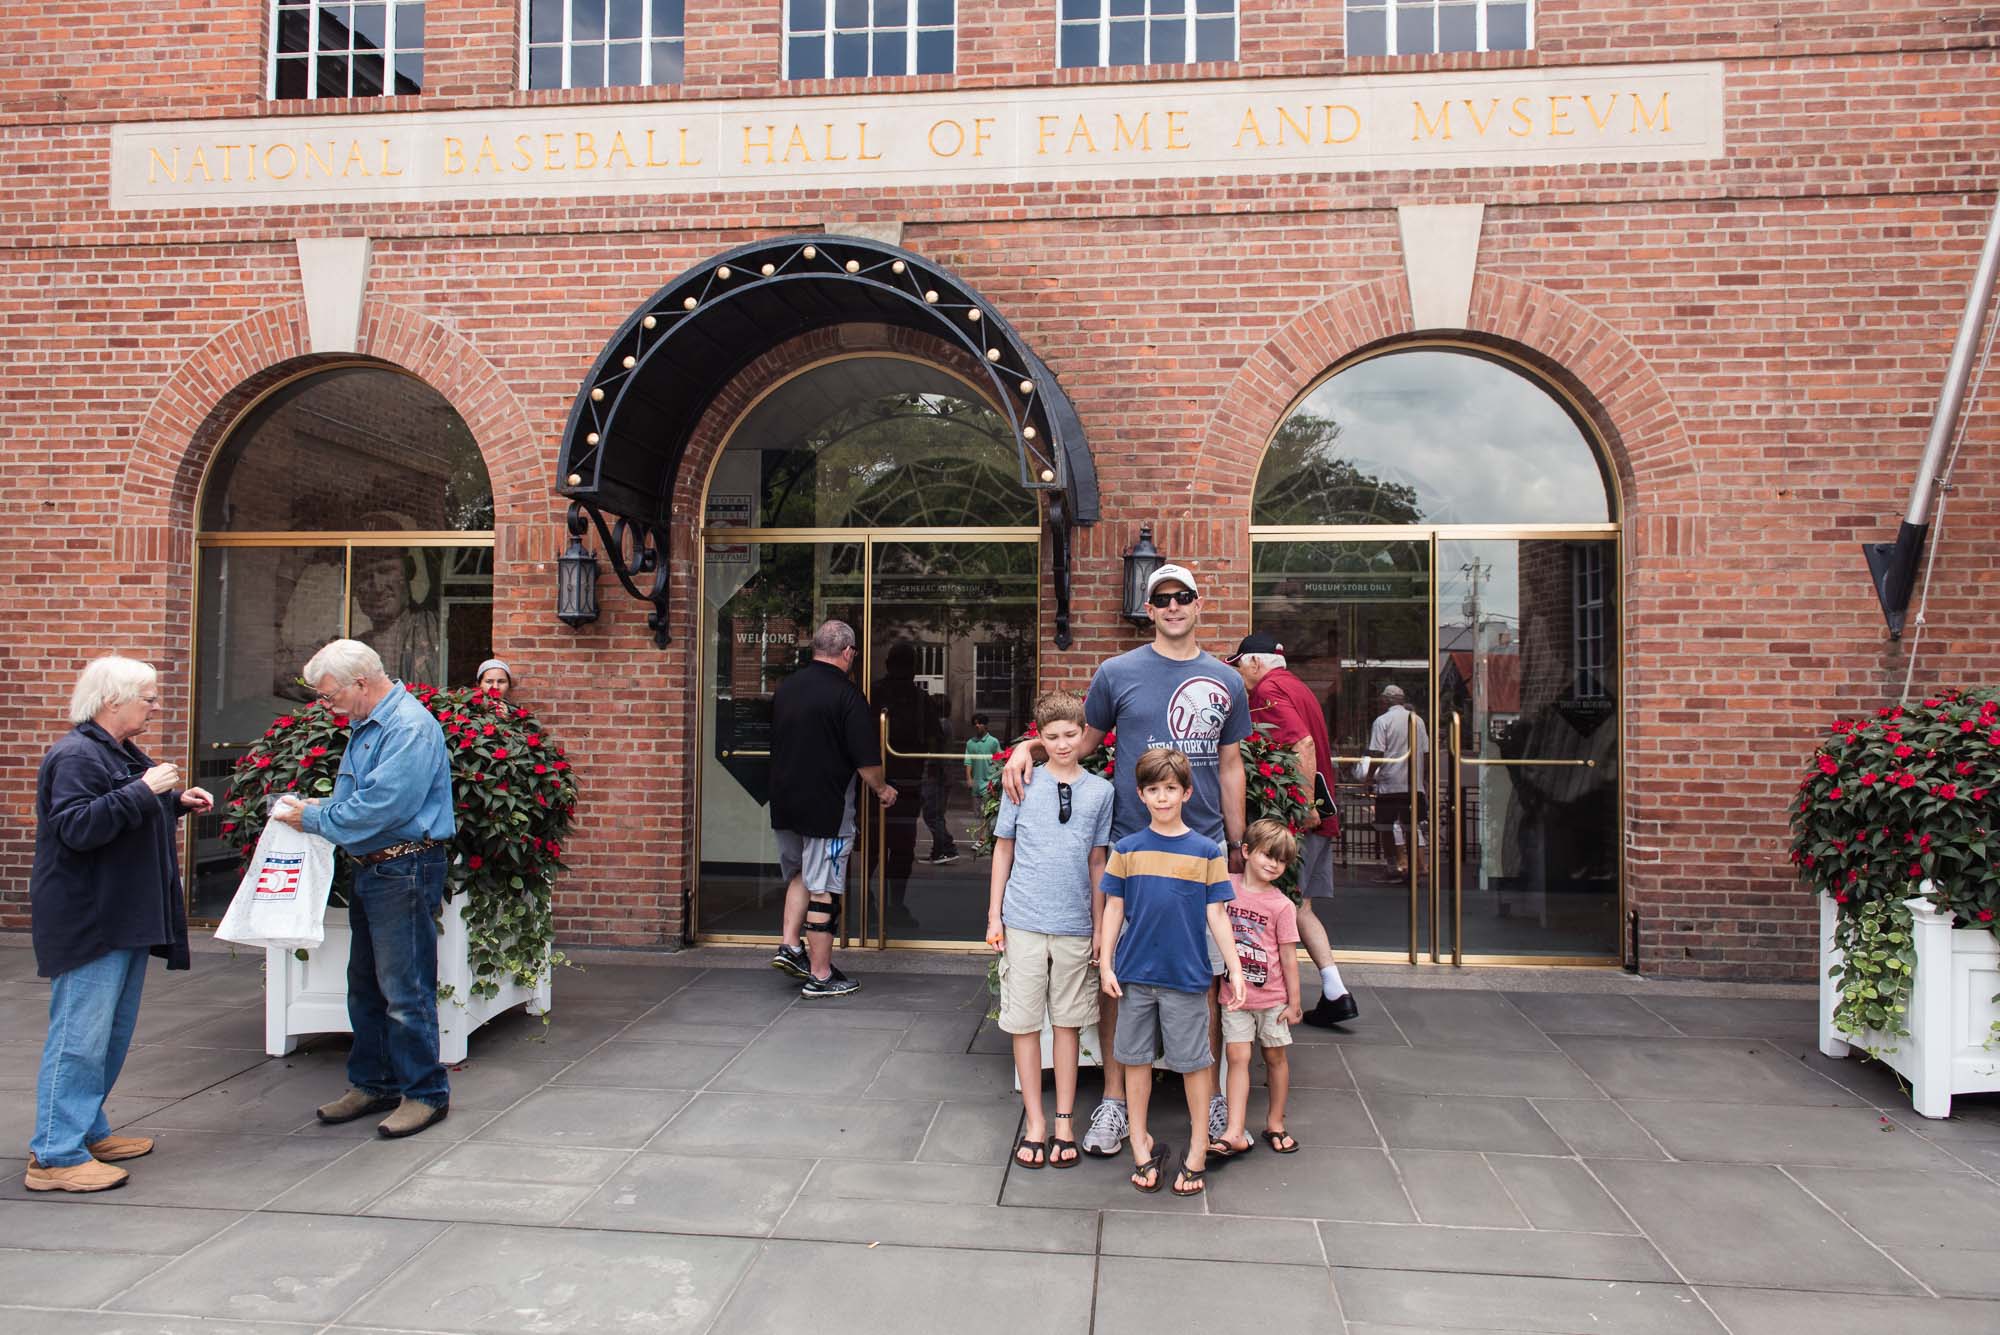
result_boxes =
[111,61,1723,211]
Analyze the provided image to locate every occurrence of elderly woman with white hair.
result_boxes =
[27,655,213,1194]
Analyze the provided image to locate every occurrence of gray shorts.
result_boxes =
[1112,983,1214,1074]
[1298,832,1336,899]
[775,829,853,897]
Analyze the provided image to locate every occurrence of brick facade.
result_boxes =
[2,3,1996,976]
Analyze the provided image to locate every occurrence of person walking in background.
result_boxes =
[920,694,959,865]
[275,638,456,1139]
[769,620,897,997]
[27,655,213,1193]
[1366,684,1430,878]
[1227,632,1359,1026]
[963,714,1001,799]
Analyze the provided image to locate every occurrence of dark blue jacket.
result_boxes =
[30,721,192,979]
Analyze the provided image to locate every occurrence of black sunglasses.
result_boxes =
[1148,589,1198,608]
[1057,781,1072,824]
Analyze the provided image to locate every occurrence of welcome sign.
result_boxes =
[110,61,1723,211]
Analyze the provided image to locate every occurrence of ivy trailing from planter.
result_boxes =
[220,684,577,1001]
[1825,896,1915,1048]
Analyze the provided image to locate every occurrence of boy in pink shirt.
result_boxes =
[1211,819,1305,1160]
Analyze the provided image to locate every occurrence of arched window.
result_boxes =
[189,364,495,919]
[1253,347,1612,527]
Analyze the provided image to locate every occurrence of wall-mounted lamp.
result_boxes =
[1121,524,1164,628]
[555,503,600,628]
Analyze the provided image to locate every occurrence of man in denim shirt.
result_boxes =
[274,638,456,1139]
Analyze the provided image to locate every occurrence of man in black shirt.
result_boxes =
[769,620,898,998]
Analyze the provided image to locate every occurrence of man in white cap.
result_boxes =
[1002,562,1250,1156]
[1367,683,1429,878]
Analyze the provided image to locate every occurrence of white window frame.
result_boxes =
[1344,0,1535,57]
[1056,0,1239,69]
[1571,544,1608,701]
[783,0,957,81]
[521,0,687,89]
[268,0,427,100]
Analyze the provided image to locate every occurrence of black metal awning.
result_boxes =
[554,234,1098,647]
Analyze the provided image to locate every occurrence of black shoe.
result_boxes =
[771,944,810,981]
[1304,993,1360,1028]
[801,967,861,999]
[927,851,960,865]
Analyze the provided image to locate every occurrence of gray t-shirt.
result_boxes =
[994,768,1114,937]
[1084,645,1253,842]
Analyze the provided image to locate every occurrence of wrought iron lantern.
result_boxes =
[1121,524,1164,628]
[555,504,600,628]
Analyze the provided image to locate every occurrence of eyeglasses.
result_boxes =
[1057,781,1072,824]
[1147,589,1198,608]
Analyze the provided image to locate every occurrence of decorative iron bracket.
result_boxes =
[1049,492,1074,650]
[571,500,672,647]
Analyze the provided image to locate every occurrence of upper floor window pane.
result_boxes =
[272,1,426,99]
[786,0,956,80]
[1058,0,1237,69]
[1345,1,1532,57]
[524,0,685,88]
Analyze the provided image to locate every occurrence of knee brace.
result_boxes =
[803,895,841,935]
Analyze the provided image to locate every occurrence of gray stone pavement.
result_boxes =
[2,938,1998,1335]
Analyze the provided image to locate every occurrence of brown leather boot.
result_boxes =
[316,1089,400,1125]
[376,1097,449,1140]
[87,1134,155,1162]
[25,1156,128,1193]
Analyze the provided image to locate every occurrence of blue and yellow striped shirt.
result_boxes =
[1103,828,1234,993]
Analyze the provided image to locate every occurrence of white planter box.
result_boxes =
[1819,890,2000,1119]
[265,895,552,1065]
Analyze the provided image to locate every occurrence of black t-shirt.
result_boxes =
[769,660,880,837]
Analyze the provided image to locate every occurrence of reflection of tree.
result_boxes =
[1253,411,1425,526]
[761,393,1038,529]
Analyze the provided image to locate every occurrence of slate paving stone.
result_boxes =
[565,1151,812,1236]
[896,1009,988,1052]
[658,1090,936,1160]
[612,1018,771,1045]
[262,1136,451,1215]
[715,1238,1096,1335]
[0,1040,42,1089]
[0,1129,355,1210]
[823,973,988,1010]
[998,1154,1195,1213]
[127,1003,259,1049]
[0,1087,178,1152]
[709,1025,903,1097]
[1245,1088,1380,1148]
[342,1221,758,1334]
[97,1045,276,1099]
[552,1040,739,1090]
[1530,1097,1669,1159]
[1554,1036,1861,1106]
[1283,986,1408,1046]
[0,1200,238,1254]
[1887,1244,2000,1300]
[1485,1153,1637,1233]
[1394,1149,1528,1227]
[433,1057,571,1110]
[1784,1165,2000,1257]
[766,1005,920,1034]
[1695,1287,2000,1335]
[548,962,692,1005]
[1502,992,1679,1036]
[474,1004,638,1060]
[474,1086,691,1149]
[1272,1043,1356,1089]
[0,1249,177,1308]
[775,1196,1098,1254]
[864,1050,1019,1099]
[1202,1146,1417,1222]
[1590,1158,1926,1294]
[1345,1046,1602,1099]
[1092,1255,1339,1333]
[108,1212,443,1324]
[804,1158,1003,1204]
[639,985,801,1027]
[1332,1269,1724,1334]
[0,1313,319,1335]
[365,1173,600,1226]
[1375,988,1557,1051]
[420,1141,630,1186]
[1099,1209,1326,1265]
[919,1097,1029,1164]
[1622,1100,1969,1170]
[1636,995,1822,1040]
[1365,1092,1568,1154]
[1317,1220,1675,1282]
[1797,1049,1928,1106]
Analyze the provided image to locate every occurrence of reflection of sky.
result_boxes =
[1294,352,1609,524]
[1436,541,1522,623]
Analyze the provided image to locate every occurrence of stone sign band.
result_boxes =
[112,61,1723,211]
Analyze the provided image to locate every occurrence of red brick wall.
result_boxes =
[0,5,1995,977]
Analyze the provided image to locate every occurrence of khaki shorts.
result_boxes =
[1221,1004,1293,1049]
[998,927,1100,1034]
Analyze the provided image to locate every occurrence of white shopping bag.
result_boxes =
[214,814,337,950]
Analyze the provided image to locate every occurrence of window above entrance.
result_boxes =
[1345,0,1532,57]
[1253,347,1611,527]
[1058,0,1237,68]
[272,1,426,99]
[785,0,955,79]
[712,358,1038,530]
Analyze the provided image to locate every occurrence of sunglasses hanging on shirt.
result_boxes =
[1057,781,1073,824]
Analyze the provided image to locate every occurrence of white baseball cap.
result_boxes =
[1145,564,1201,598]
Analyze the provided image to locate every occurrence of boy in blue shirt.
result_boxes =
[1099,746,1246,1198]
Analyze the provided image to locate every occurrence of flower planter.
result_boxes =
[265,895,552,1065]
[1819,890,2000,1118]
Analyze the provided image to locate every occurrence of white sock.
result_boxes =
[1319,964,1346,999]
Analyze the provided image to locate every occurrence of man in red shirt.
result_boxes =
[1227,633,1359,1027]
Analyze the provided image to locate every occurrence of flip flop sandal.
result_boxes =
[1262,1130,1300,1154]
[1206,1135,1256,1164]
[1049,1112,1080,1169]
[1172,1163,1208,1197]
[1013,1137,1047,1170]
[1131,1142,1170,1194]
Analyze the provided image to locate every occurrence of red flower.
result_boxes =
[1102,731,1116,746]
[1957,762,1975,776]
[534,763,548,774]
[1817,756,1838,775]
[220,822,236,833]
[1258,762,1276,777]
[459,738,473,750]
[1263,786,1278,799]
[1980,910,1996,922]
[254,755,272,769]
[494,747,509,759]
[274,715,296,728]
[1895,772,1917,789]
[1935,783,1959,800]
[1827,788,1843,800]
[526,733,541,746]
[1860,772,1879,786]
[333,715,349,727]
[308,746,327,758]
[546,840,562,857]
[482,724,496,737]
[467,855,483,870]
[995,749,1013,764]
[1923,698,1941,708]
[1974,789,1989,801]
[1893,744,1914,759]
[1908,863,1923,877]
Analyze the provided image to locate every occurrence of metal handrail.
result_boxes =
[878,713,989,763]
[717,749,771,759]
[1459,755,1596,768]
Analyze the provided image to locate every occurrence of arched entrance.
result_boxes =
[1252,342,1621,963]
[189,362,495,920]
[697,354,1041,946]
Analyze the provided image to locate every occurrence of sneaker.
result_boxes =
[801,967,860,999]
[771,943,810,981]
[377,1097,449,1140]
[86,1134,154,1163]
[1081,1099,1128,1156]
[928,851,961,865]
[1208,1093,1229,1141]
[316,1088,400,1125]
[1304,993,1360,1028]
[24,1155,128,1193]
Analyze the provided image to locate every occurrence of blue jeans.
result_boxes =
[346,846,449,1106]
[32,947,148,1167]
